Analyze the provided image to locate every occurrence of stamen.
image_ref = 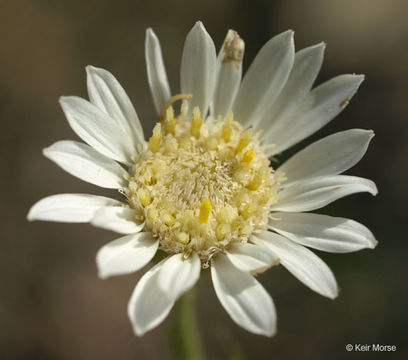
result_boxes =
[198,199,212,224]
[191,107,202,139]
[241,202,257,219]
[152,159,166,174]
[180,100,189,118]
[142,168,153,184]
[235,188,250,207]
[164,106,176,135]
[235,128,252,154]
[147,208,159,222]
[204,136,218,150]
[247,166,268,190]
[218,205,237,224]
[221,111,234,142]
[159,93,192,122]
[238,224,251,236]
[178,136,192,149]
[181,210,198,231]
[161,211,175,226]
[216,223,231,241]
[221,124,232,142]
[148,123,162,153]
[241,150,255,164]
[164,137,178,153]
[137,188,152,206]
[176,232,190,244]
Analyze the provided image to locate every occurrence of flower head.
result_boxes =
[28,21,377,337]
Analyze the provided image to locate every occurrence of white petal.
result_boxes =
[265,74,365,156]
[273,175,378,212]
[27,194,121,223]
[91,206,144,234]
[253,232,338,299]
[233,30,294,127]
[226,242,279,273]
[180,21,217,117]
[96,232,159,279]
[43,140,126,189]
[276,129,374,182]
[128,260,174,336]
[269,212,377,253]
[59,96,133,164]
[145,28,171,114]
[211,254,276,337]
[212,29,244,119]
[157,253,201,299]
[257,43,325,133]
[86,66,145,149]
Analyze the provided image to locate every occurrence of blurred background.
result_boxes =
[1,0,407,359]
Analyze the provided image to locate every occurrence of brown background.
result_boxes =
[1,0,407,359]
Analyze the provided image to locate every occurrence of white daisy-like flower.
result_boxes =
[28,21,377,337]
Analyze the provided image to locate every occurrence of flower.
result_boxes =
[28,21,377,337]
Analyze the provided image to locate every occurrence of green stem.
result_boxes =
[171,288,206,360]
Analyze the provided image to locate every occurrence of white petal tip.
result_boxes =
[370,183,379,196]
[192,21,210,35]
[341,74,365,86]
[86,65,105,76]
[257,325,277,337]
[265,329,277,338]
[134,327,146,337]
[58,95,77,108]
[365,129,375,138]
[42,145,54,161]
[42,144,56,160]
[97,266,121,279]
[353,74,365,82]
[146,28,156,38]
[355,128,375,144]
[42,145,50,153]
[86,65,100,76]
[313,42,326,51]
[58,95,69,103]
[284,30,295,45]
[278,30,294,42]
[323,288,339,300]
[368,238,379,249]
[27,204,43,222]
[26,210,35,222]
[97,271,109,280]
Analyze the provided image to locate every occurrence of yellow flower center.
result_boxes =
[126,101,280,262]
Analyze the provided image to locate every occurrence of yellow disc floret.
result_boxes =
[148,123,162,153]
[198,200,212,224]
[126,102,281,262]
